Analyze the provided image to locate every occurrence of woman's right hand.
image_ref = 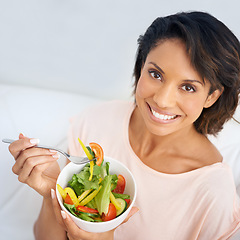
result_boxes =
[9,133,61,199]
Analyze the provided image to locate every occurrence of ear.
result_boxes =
[204,88,223,108]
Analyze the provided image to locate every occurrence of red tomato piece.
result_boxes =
[64,194,74,205]
[89,142,104,166]
[102,203,116,221]
[125,199,131,206]
[76,205,99,214]
[113,174,126,194]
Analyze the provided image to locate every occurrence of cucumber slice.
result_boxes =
[78,211,99,218]
[116,198,127,216]
[78,213,95,222]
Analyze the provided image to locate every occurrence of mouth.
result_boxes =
[148,104,179,121]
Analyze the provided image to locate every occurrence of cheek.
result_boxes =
[183,98,205,118]
[136,76,154,99]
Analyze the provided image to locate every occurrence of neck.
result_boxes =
[129,105,201,159]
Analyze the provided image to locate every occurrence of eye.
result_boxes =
[149,70,162,80]
[181,84,196,92]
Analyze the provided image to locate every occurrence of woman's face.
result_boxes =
[135,38,221,136]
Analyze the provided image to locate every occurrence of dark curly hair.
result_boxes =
[133,11,240,136]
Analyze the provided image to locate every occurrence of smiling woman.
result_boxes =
[6,11,240,240]
[65,11,240,240]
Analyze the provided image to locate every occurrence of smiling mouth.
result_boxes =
[149,105,178,120]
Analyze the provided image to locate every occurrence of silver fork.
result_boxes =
[2,138,95,164]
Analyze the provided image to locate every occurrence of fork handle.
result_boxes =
[2,138,14,144]
[2,138,70,158]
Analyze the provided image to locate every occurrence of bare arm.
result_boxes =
[9,133,67,240]
[34,197,67,240]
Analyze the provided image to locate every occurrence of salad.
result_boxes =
[57,138,131,222]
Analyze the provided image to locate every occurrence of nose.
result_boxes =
[153,83,177,108]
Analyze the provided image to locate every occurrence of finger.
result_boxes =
[27,161,58,197]
[12,147,59,175]
[121,206,139,224]
[60,210,93,240]
[51,189,67,230]
[19,133,25,139]
[9,137,40,159]
[16,154,59,183]
[51,188,87,236]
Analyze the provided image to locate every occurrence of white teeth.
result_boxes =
[151,109,176,120]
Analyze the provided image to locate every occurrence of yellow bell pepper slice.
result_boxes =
[78,189,93,202]
[110,191,121,210]
[78,138,94,160]
[89,161,94,181]
[57,184,67,200]
[64,187,79,207]
[79,186,102,206]
[78,138,95,181]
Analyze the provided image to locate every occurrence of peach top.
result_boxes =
[68,100,240,240]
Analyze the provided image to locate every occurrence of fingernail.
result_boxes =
[30,138,40,145]
[133,208,140,215]
[52,153,60,159]
[51,189,55,199]
[61,210,67,219]
[19,133,25,137]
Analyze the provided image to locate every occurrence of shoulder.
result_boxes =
[84,99,132,112]
[68,100,134,154]
[201,163,237,204]
[190,134,223,169]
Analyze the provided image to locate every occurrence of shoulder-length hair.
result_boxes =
[133,11,240,136]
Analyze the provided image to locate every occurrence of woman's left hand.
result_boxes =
[51,189,139,240]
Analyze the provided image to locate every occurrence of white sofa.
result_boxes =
[1,83,240,240]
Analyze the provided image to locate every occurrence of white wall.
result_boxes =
[0,0,240,100]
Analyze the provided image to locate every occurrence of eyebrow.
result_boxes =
[148,61,204,86]
[148,62,165,74]
[182,79,203,86]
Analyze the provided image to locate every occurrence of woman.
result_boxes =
[8,11,240,239]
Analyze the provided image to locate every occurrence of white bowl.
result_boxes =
[56,156,137,233]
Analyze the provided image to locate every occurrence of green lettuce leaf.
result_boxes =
[64,203,78,217]
[75,165,100,191]
[94,175,112,215]
[68,174,84,196]
[112,192,130,199]
[111,174,118,191]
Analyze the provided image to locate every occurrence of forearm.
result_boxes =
[34,197,67,240]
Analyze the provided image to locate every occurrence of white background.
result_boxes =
[1,0,240,100]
